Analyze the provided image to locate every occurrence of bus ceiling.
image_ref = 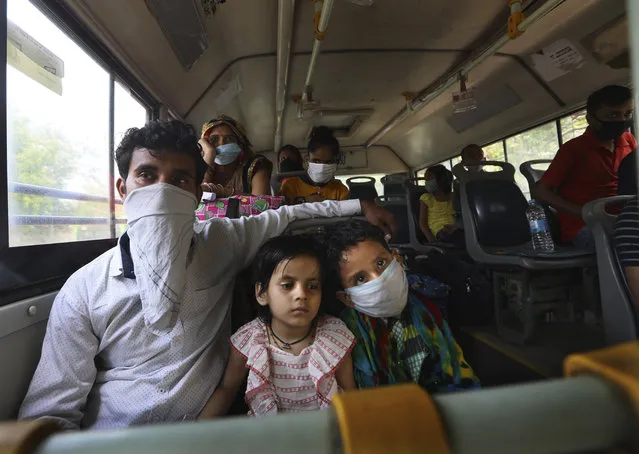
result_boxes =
[64,0,630,166]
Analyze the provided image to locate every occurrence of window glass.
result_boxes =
[560,109,587,143]
[505,122,559,199]
[114,81,148,235]
[483,141,506,161]
[451,156,461,168]
[7,0,110,247]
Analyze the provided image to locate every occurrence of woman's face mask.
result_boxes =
[424,179,439,193]
[215,143,242,166]
[307,162,337,184]
[343,258,409,318]
[279,158,304,173]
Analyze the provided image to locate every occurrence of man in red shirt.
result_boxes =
[537,85,635,249]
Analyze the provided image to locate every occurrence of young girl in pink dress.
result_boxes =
[200,236,356,417]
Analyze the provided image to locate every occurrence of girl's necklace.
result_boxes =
[269,322,315,350]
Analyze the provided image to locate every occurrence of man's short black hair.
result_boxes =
[115,120,208,184]
[587,85,632,115]
[322,219,390,292]
[461,144,482,160]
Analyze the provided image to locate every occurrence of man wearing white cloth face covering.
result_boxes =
[19,120,396,430]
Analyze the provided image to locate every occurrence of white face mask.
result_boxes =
[124,183,197,334]
[344,258,409,318]
[307,162,338,184]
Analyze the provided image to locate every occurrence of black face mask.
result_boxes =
[592,118,633,141]
[279,158,303,173]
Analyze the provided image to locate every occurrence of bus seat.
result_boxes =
[406,178,428,244]
[454,161,595,343]
[583,196,639,345]
[375,195,411,245]
[346,177,378,201]
[270,171,307,195]
[519,160,551,198]
[381,173,408,196]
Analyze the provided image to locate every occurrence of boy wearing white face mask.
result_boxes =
[323,220,480,393]
[279,126,349,204]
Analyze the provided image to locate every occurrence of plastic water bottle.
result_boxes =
[526,200,555,252]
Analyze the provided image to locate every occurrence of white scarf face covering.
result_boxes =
[124,183,197,334]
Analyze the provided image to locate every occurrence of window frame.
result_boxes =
[0,0,160,305]
[414,106,588,176]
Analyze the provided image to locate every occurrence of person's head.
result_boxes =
[278,145,304,172]
[201,115,253,166]
[586,85,634,141]
[424,164,453,194]
[308,126,340,164]
[460,144,485,166]
[323,220,408,318]
[306,126,340,183]
[253,235,324,329]
[115,120,207,200]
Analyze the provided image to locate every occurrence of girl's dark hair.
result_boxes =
[427,164,453,194]
[253,235,324,322]
[308,126,340,158]
[321,220,390,296]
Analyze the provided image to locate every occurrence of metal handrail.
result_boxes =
[8,182,123,205]
[8,182,126,227]
[10,216,127,225]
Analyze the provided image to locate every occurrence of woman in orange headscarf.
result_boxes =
[200,115,273,196]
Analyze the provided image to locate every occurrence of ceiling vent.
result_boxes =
[306,109,374,139]
[582,16,629,70]
[446,84,521,133]
[145,0,209,69]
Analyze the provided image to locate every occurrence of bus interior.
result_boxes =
[1,0,638,451]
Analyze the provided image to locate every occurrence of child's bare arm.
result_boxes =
[335,353,357,391]
[199,348,248,419]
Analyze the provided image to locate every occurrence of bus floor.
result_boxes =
[454,321,606,386]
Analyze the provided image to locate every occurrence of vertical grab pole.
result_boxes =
[108,74,116,240]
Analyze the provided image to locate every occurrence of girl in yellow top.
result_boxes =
[419,165,460,243]
[279,127,349,204]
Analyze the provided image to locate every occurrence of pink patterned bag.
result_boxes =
[195,195,285,220]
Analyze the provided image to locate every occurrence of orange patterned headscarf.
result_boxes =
[201,114,253,155]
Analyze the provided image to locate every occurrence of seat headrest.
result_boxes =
[452,161,515,183]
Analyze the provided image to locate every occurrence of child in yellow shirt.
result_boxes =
[419,165,461,243]
[279,127,349,204]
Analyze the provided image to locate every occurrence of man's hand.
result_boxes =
[360,200,397,240]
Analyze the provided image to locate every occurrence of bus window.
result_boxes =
[6,0,149,247]
[559,109,588,144]
[505,122,560,199]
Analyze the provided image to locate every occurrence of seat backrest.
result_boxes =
[519,160,551,199]
[381,173,408,196]
[405,178,429,243]
[270,170,307,195]
[465,179,530,247]
[583,195,638,345]
[346,176,378,201]
[452,160,516,183]
[376,195,411,245]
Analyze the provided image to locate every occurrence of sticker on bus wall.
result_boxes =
[531,38,585,82]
